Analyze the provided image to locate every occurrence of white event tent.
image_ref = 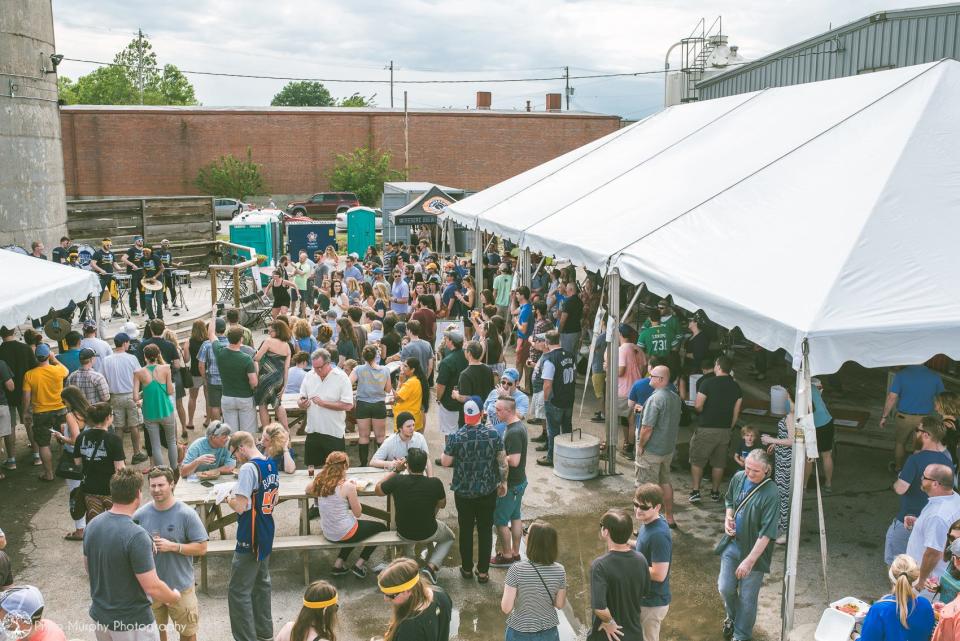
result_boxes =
[444,59,960,637]
[0,249,102,329]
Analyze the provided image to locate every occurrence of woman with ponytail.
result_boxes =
[275,580,338,641]
[859,554,935,640]
[380,557,453,641]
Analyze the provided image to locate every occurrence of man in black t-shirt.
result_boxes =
[156,239,181,310]
[51,236,71,264]
[375,447,453,584]
[591,509,651,641]
[453,341,495,418]
[689,355,743,503]
[120,236,146,314]
[558,282,584,356]
[0,327,37,468]
[90,238,122,318]
[537,331,576,467]
[140,247,164,321]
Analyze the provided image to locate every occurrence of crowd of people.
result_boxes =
[3,234,960,641]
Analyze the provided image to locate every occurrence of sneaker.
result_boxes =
[512,554,522,562]
[711,490,721,502]
[536,456,553,467]
[823,485,833,494]
[689,489,702,504]
[3,459,15,471]
[351,564,368,579]
[371,562,388,575]
[535,444,548,452]
[421,565,438,583]
[590,413,605,424]
[307,506,320,520]
[531,432,547,443]
[131,452,148,464]
[434,458,443,467]
[331,565,349,576]
[489,553,516,568]
[723,619,734,641]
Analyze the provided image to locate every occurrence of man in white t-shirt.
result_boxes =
[298,348,353,468]
[369,411,432,476]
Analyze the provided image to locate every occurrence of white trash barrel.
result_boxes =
[770,385,789,416]
[553,430,600,481]
[688,374,702,396]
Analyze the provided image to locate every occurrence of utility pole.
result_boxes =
[564,65,570,110]
[136,28,145,105]
[386,60,394,108]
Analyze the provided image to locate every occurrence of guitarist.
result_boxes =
[141,246,165,321]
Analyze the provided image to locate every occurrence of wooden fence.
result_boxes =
[66,197,218,272]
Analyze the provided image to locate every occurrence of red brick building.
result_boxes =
[60,105,621,199]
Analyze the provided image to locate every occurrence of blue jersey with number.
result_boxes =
[235,457,280,560]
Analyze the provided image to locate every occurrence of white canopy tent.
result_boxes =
[0,249,102,329]
[444,59,960,638]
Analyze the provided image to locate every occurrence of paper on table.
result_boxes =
[207,481,237,505]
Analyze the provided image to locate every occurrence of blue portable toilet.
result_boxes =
[346,207,376,257]
[286,221,337,261]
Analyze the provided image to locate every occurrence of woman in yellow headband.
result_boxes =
[380,557,453,641]
[275,580,338,641]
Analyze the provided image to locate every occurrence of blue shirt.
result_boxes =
[59,348,82,374]
[891,365,945,415]
[897,449,955,522]
[629,378,655,426]
[636,516,672,607]
[483,388,530,437]
[516,303,533,339]
[182,437,236,473]
[811,386,832,428]
[343,265,363,282]
[858,594,934,641]
[235,457,280,560]
[197,337,229,385]
[444,425,504,498]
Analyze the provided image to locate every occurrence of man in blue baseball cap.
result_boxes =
[483,368,529,438]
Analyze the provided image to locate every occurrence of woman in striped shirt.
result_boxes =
[501,521,567,640]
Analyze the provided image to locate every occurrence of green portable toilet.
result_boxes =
[229,212,282,285]
[346,207,376,257]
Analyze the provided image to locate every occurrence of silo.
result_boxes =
[0,0,68,250]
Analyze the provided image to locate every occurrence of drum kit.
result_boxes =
[171,269,192,311]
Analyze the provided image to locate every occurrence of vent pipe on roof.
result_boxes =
[476,91,492,109]
[545,93,562,111]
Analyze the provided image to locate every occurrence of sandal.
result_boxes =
[476,572,490,584]
[37,475,55,482]
[459,567,474,580]
[64,531,84,541]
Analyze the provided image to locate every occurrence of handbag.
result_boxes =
[69,485,87,521]
[55,450,83,481]
[180,366,194,390]
[714,477,772,555]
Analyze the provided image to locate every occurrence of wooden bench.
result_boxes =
[200,530,408,591]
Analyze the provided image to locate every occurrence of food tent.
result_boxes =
[444,59,960,637]
[390,185,459,226]
[0,248,102,329]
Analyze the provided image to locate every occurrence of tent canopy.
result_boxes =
[0,250,101,329]
[445,60,960,375]
[390,185,459,225]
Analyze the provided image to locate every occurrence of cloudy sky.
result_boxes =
[52,0,928,119]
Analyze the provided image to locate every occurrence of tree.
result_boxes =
[271,81,335,107]
[144,65,197,105]
[57,76,78,104]
[328,147,403,207]
[195,147,268,201]
[338,92,377,107]
[73,65,138,105]
[114,30,159,102]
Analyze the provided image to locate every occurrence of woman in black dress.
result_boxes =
[270,269,296,320]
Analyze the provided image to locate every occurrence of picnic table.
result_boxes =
[280,392,393,445]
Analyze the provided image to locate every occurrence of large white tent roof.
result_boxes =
[0,250,101,329]
[445,60,960,374]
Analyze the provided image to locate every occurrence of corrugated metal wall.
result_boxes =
[700,8,960,99]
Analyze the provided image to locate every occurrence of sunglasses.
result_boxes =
[633,502,654,511]
[229,447,238,458]
[384,592,403,600]
[923,474,941,484]
[501,380,514,386]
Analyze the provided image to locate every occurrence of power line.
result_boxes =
[62,57,667,84]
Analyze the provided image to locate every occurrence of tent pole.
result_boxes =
[473,226,483,292]
[448,219,457,259]
[781,345,812,640]
[92,295,103,338]
[604,268,620,475]
[521,249,531,290]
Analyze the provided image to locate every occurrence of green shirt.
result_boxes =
[212,342,255,398]
[723,471,779,573]
[493,274,513,307]
[292,261,312,290]
[638,324,675,357]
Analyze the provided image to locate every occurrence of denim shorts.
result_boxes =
[494,480,527,526]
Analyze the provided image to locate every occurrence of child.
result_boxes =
[734,425,761,468]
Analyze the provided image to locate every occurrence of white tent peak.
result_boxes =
[446,59,960,374]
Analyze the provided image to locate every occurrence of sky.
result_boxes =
[52,0,936,120]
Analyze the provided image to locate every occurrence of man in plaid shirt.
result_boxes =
[66,348,110,405]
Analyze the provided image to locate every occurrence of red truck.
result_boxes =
[285,192,360,219]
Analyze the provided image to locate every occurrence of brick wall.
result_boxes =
[60,107,620,199]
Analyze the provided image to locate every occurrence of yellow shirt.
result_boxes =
[393,376,424,431]
[23,363,68,413]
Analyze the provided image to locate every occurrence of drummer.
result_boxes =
[120,235,146,315]
[141,246,165,321]
[157,239,183,310]
[90,238,122,318]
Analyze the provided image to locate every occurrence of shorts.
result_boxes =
[591,372,605,399]
[93,623,160,641]
[531,391,545,420]
[189,373,204,390]
[304,432,345,467]
[816,420,835,452]
[616,396,631,419]
[152,585,199,637]
[895,413,924,451]
[356,400,387,420]
[32,409,65,447]
[438,405,460,435]
[85,493,114,524]
[636,451,673,486]
[206,383,223,408]
[884,518,911,565]
[0,405,11,438]
[494,481,527,526]
[688,427,731,468]
[110,393,142,431]
[515,338,531,370]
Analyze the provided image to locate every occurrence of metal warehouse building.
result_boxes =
[698,3,960,99]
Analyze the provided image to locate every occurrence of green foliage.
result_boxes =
[271,81,335,107]
[338,92,377,107]
[328,147,403,207]
[195,147,268,201]
[59,33,198,105]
